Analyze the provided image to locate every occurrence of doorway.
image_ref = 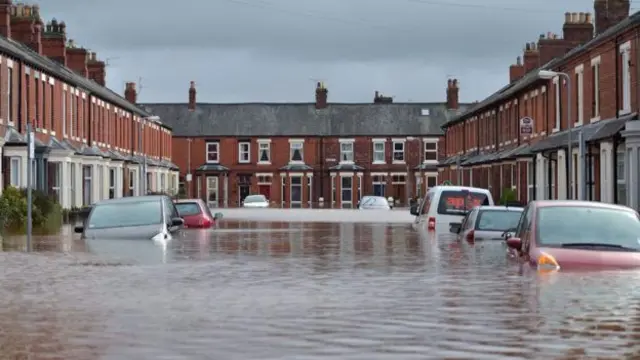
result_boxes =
[341,175,353,208]
[206,176,218,207]
[372,174,386,197]
[290,176,302,208]
[392,174,406,205]
[257,174,272,202]
[238,174,251,206]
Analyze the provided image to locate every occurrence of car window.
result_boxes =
[536,206,640,249]
[362,197,388,206]
[175,202,202,216]
[437,190,489,215]
[463,209,477,230]
[88,200,162,229]
[475,210,523,231]
[244,195,266,203]
[420,191,434,215]
[163,197,179,221]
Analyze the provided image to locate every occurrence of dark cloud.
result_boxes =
[37,0,599,102]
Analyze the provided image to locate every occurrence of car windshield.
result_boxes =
[244,195,266,203]
[437,190,489,215]
[88,200,162,229]
[537,206,640,249]
[475,210,522,231]
[175,202,202,216]
[362,197,388,206]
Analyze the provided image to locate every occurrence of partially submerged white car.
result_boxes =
[242,194,270,208]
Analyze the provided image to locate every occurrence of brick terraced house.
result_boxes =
[0,1,178,208]
[439,0,640,209]
[143,81,470,208]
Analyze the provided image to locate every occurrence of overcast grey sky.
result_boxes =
[39,0,629,104]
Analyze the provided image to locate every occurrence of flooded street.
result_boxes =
[1,210,640,359]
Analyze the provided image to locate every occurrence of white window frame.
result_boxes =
[206,142,219,163]
[9,157,20,187]
[392,139,405,163]
[289,139,304,164]
[257,139,271,164]
[423,139,438,163]
[575,64,584,126]
[51,162,62,202]
[553,76,560,131]
[109,168,116,198]
[372,139,385,164]
[238,141,250,163]
[620,41,632,115]
[527,161,534,202]
[129,168,137,196]
[62,89,67,136]
[339,174,353,208]
[590,56,601,122]
[339,139,354,164]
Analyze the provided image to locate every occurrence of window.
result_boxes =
[62,90,66,136]
[340,141,354,163]
[82,165,92,206]
[591,57,600,120]
[340,176,352,208]
[6,67,12,124]
[50,162,61,202]
[109,168,116,198]
[553,77,560,130]
[575,65,584,125]
[88,201,162,229]
[426,175,437,190]
[527,161,534,202]
[238,141,250,163]
[175,202,202,216]
[290,141,303,163]
[424,140,437,162]
[476,210,523,231]
[9,157,19,186]
[372,141,385,163]
[372,174,386,197]
[35,76,39,125]
[129,168,136,196]
[206,142,219,163]
[437,190,489,215]
[620,41,632,114]
[617,144,626,205]
[258,141,270,163]
[392,141,404,162]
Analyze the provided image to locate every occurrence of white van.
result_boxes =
[410,186,494,232]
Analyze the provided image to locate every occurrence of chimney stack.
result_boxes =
[0,0,12,39]
[373,90,393,103]
[65,39,88,76]
[562,11,594,45]
[124,82,136,104]
[42,18,66,65]
[446,79,459,109]
[509,56,525,83]
[10,3,42,53]
[188,81,196,111]
[315,82,327,109]
[523,42,540,73]
[87,52,106,86]
[594,0,629,35]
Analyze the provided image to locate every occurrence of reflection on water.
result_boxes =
[1,213,640,358]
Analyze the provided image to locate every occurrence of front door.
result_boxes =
[259,184,271,200]
[290,176,302,208]
[206,176,218,207]
[341,176,353,208]
[238,185,250,205]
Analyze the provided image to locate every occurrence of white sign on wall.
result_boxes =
[519,117,533,135]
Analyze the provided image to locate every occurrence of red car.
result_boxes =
[505,200,640,271]
[174,199,218,228]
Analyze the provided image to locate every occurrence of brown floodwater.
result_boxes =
[1,209,640,359]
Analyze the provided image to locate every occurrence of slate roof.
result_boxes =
[0,33,170,129]
[139,102,471,137]
[443,10,640,128]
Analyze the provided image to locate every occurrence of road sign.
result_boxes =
[519,117,533,135]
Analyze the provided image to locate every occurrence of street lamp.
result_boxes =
[537,70,576,199]
[139,115,160,195]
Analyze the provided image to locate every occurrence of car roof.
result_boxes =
[476,205,523,211]
[430,185,491,193]
[534,200,636,212]
[94,195,164,206]
[175,198,204,203]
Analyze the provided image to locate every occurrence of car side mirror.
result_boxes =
[409,205,418,216]
[502,228,516,239]
[74,225,84,234]
[506,237,522,250]
[449,222,462,234]
[214,212,223,219]
[171,217,184,227]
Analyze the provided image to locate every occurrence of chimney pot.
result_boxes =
[565,12,571,23]
[585,12,591,23]
[579,12,586,23]
[516,56,521,65]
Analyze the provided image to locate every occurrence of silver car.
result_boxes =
[449,205,523,242]
[358,196,391,210]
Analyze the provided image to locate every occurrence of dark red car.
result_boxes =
[174,199,218,228]
[505,200,640,270]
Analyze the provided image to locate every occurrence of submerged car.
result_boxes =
[449,205,523,242]
[242,194,270,208]
[505,200,640,270]
[174,198,221,228]
[74,195,184,241]
[358,196,391,210]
